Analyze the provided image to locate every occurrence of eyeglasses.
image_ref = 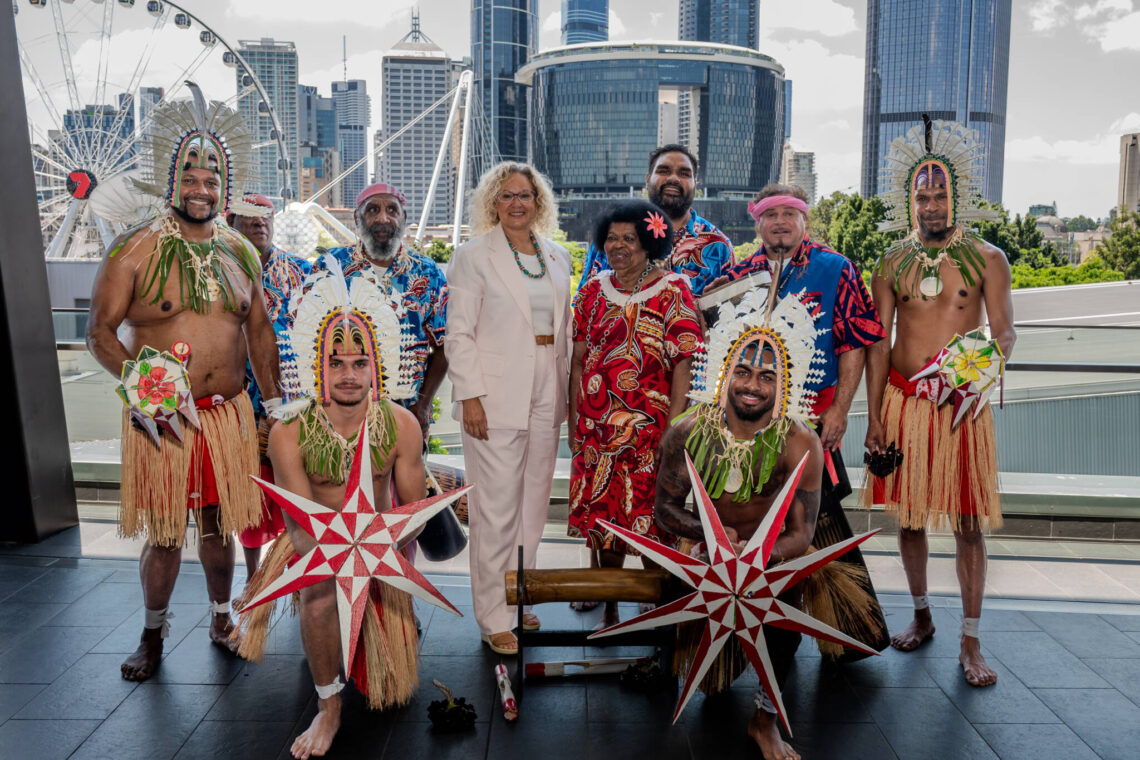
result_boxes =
[497,191,535,204]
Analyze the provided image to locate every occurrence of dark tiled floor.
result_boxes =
[1,530,1140,759]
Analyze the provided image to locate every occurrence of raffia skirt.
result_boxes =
[863,371,1002,531]
[119,391,262,547]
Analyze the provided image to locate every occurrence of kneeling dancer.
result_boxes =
[237,260,461,759]
[655,288,827,760]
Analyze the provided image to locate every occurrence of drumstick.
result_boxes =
[494,664,518,721]
[524,656,648,679]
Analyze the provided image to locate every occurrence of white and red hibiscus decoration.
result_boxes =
[236,419,469,676]
[590,453,879,733]
[909,328,1004,429]
[117,345,200,446]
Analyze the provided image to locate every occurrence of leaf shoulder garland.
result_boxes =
[874,226,989,299]
[293,399,397,486]
[128,216,261,313]
[681,402,789,503]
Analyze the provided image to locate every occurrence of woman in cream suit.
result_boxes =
[446,162,572,655]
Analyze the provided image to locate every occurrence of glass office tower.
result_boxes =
[562,0,608,45]
[471,0,537,162]
[678,0,758,50]
[861,0,1011,202]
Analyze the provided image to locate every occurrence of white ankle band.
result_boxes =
[315,677,345,700]
[209,600,231,615]
[913,594,930,610]
[961,617,980,638]
[753,690,777,715]
[144,607,174,638]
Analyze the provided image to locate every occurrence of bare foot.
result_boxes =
[959,636,997,687]
[748,710,800,760]
[570,600,599,612]
[121,627,164,681]
[591,602,621,632]
[210,612,241,655]
[292,695,341,759]
[891,610,935,652]
[638,602,656,615]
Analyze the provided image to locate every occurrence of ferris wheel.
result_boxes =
[16,0,293,259]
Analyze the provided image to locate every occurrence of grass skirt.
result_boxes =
[863,382,1001,531]
[119,392,261,547]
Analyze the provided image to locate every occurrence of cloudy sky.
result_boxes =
[16,0,1140,218]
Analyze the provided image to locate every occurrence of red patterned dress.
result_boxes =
[568,271,702,553]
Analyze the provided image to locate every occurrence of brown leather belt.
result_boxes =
[535,335,555,345]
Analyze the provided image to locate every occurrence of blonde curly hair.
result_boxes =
[470,162,558,236]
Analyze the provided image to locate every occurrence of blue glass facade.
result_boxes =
[517,43,784,196]
[562,0,608,45]
[471,0,537,162]
[678,0,758,50]
[861,0,1011,202]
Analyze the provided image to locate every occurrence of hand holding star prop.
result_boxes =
[117,345,200,447]
[236,418,470,676]
[909,329,1004,429]
[589,452,879,733]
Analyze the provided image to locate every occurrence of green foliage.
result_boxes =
[808,191,845,245]
[422,239,454,263]
[1010,256,1124,289]
[974,206,1064,268]
[428,437,449,455]
[1064,215,1099,232]
[826,193,897,272]
[1095,211,1140,280]
[734,239,760,261]
[552,228,587,294]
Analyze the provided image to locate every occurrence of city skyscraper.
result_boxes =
[137,86,164,133]
[783,80,793,143]
[299,85,337,149]
[562,0,608,45]
[62,93,135,166]
[332,79,371,204]
[236,38,300,200]
[779,142,817,204]
[298,85,340,205]
[861,0,1012,202]
[678,0,758,49]
[1120,133,1140,216]
[471,0,537,162]
[377,18,465,226]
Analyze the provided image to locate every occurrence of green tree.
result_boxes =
[808,191,846,245]
[551,229,587,287]
[1095,211,1140,279]
[1063,215,1098,232]
[974,206,1064,268]
[421,239,454,263]
[826,193,896,272]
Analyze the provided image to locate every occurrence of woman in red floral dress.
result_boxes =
[568,200,703,629]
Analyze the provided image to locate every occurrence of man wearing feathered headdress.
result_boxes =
[654,288,826,760]
[863,117,1016,687]
[235,256,431,759]
[86,83,281,682]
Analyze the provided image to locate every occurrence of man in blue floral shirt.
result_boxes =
[310,183,448,438]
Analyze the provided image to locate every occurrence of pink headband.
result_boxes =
[747,195,809,222]
[356,183,407,210]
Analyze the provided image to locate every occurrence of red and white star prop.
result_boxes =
[590,452,879,733]
[236,419,470,675]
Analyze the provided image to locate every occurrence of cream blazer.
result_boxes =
[446,224,572,431]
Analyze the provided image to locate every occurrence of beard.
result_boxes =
[172,201,218,224]
[330,390,367,407]
[357,218,406,262]
[648,181,693,219]
[728,392,772,423]
[917,219,952,243]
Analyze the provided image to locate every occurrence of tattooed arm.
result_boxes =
[654,417,703,541]
[770,423,824,563]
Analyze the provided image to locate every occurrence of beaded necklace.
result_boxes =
[507,232,546,279]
